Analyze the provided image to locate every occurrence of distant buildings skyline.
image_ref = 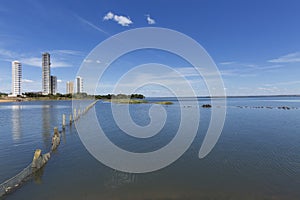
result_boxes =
[6,52,85,96]
[7,52,65,96]
[11,61,22,97]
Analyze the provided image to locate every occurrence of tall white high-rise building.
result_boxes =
[42,52,51,95]
[76,76,83,93]
[11,61,22,96]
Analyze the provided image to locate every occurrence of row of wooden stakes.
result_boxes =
[0,100,98,197]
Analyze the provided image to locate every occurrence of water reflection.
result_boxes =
[33,167,45,184]
[105,170,137,189]
[11,105,21,142]
[41,103,51,149]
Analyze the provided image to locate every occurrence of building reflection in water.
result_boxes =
[42,103,51,149]
[11,105,22,142]
[105,170,137,189]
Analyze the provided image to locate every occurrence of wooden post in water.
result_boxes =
[69,114,72,125]
[74,108,77,121]
[54,127,59,137]
[51,127,60,151]
[62,114,66,129]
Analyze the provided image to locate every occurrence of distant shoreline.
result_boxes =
[201,94,300,98]
[147,94,300,98]
[0,94,299,104]
[0,97,73,103]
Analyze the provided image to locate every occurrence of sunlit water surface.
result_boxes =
[0,97,300,200]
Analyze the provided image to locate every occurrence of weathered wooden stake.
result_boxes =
[74,108,77,120]
[69,114,72,124]
[54,127,59,137]
[62,114,66,129]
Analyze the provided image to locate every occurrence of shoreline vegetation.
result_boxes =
[0,93,298,109]
[105,99,148,104]
[0,92,175,105]
[0,93,147,103]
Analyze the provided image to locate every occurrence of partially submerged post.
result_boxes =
[78,109,81,118]
[32,149,50,169]
[69,114,72,125]
[51,127,60,151]
[62,114,66,129]
[74,108,77,121]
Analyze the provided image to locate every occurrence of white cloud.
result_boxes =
[51,60,72,68]
[0,48,75,68]
[50,49,83,56]
[103,11,133,26]
[57,79,62,83]
[219,61,236,65]
[146,15,156,25]
[22,79,34,83]
[257,86,280,93]
[113,15,133,26]
[268,52,300,63]
[83,59,93,63]
[0,48,16,58]
[264,80,300,86]
[103,12,114,20]
[20,57,41,67]
[20,57,71,68]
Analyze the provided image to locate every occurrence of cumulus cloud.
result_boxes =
[103,11,133,26]
[103,12,114,20]
[146,15,156,25]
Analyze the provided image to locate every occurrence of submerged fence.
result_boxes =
[0,100,98,197]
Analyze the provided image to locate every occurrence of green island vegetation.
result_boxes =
[202,104,212,108]
[94,93,145,100]
[108,99,148,104]
[96,93,148,104]
[154,101,173,105]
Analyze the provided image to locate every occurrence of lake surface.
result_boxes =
[1,97,300,199]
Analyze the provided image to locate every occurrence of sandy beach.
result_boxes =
[0,99,17,103]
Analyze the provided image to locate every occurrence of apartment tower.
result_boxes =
[76,76,83,93]
[66,81,74,94]
[11,61,22,96]
[42,52,51,95]
[50,75,57,95]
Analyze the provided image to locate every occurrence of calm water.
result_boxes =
[1,97,300,199]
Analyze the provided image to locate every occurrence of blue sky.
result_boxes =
[0,0,300,96]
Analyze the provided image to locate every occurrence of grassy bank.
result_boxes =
[105,99,148,104]
[105,99,174,105]
[154,101,173,105]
